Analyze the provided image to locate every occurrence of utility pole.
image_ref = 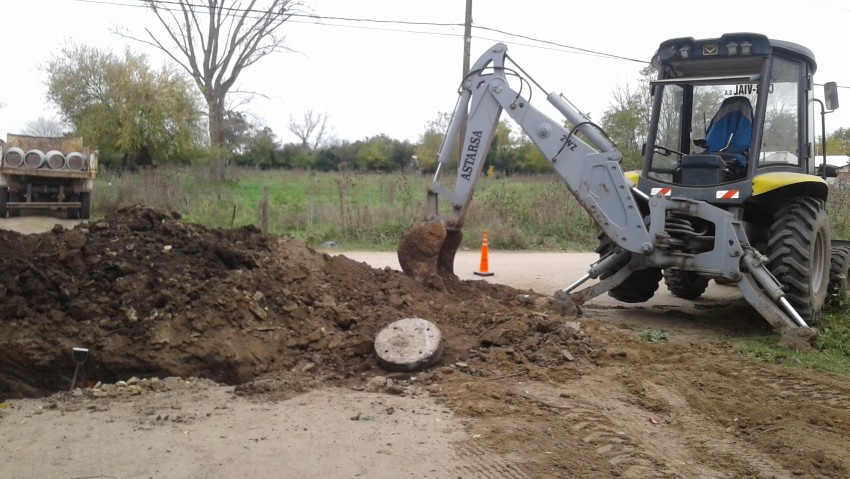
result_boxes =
[459,0,472,160]
[463,0,472,79]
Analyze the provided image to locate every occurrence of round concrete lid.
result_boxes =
[374,318,443,372]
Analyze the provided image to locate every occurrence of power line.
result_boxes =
[72,0,465,27]
[69,0,850,89]
[70,0,649,65]
[473,25,646,64]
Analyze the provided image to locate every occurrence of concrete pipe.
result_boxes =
[24,149,46,169]
[45,150,67,169]
[3,147,25,167]
[66,152,86,171]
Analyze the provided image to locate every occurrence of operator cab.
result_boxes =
[640,33,825,202]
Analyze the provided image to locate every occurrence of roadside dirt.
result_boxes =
[2,207,849,478]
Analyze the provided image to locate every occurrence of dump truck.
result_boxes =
[398,33,850,344]
[0,134,98,219]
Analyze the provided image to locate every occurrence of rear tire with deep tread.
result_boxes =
[597,233,662,303]
[828,246,850,306]
[767,197,830,326]
[664,269,710,299]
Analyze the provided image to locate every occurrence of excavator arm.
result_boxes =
[425,44,651,255]
[398,43,816,341]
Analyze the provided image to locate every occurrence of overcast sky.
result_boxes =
[1,0,849,148]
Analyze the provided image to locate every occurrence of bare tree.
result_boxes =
[288,110,328,149]
[129,0,302,171]
[22,117,67,137]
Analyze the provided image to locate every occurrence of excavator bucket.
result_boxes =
[397,220,462,291]
[438,229,463,276]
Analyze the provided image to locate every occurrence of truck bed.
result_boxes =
[1,134,98,179]
[0,166,95,179]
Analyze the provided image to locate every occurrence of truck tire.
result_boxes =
[79,192,92,220]
[8,192,21,217]
[0,188,7,218]
[66,193,80,219]
[767,197,830,326]
[597,233,662,303]
[828,246,850,306]
[664,268,710,299]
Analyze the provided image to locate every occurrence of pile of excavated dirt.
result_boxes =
[0,205,590,399]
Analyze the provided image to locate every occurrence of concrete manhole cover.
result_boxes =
[374,318,443,371]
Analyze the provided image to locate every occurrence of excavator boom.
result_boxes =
[424,44,651,254]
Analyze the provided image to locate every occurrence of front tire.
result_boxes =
[597,233,662,303]
[664,269,710,299]
[767,198,830,325]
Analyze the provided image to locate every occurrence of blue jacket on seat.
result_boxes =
[704,96,753,167]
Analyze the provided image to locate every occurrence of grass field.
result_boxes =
[95,167,850,250]
[94,168,599,251]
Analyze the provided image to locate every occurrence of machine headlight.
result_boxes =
[727,42,739,56]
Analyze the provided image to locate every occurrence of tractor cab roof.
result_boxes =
[652,33,817,79]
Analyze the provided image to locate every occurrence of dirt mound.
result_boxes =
[0,205,591,398]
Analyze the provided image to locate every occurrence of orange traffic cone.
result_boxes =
[474,229,495,277]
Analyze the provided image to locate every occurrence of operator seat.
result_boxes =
[704,96,753,168]
[686,96,753,183]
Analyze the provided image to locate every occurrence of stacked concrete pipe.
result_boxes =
[66,152,86,171]
[45,150,66,169]
[3,147,25,167]
[24,149,46,168]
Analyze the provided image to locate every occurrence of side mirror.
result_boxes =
[825,82,839,111]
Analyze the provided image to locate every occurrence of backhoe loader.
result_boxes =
[398,33,850,342]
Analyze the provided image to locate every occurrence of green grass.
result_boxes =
[638,330,670,342]
[92,167,598,251]
[730,307,850,376]
[92,167,850,251]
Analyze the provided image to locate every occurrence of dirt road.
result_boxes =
[2,210,849,478]
[0,210,83,235]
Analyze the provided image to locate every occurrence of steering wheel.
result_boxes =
[653,144,686,158]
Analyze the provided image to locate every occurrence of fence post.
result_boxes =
[259,186,269,233]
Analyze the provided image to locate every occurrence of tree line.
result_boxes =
[35,41,850,174]
[34,40,592,174]
[22,0,850,174]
